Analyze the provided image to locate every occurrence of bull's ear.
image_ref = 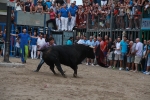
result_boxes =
[89,46,95,49]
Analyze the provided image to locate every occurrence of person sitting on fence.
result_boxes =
[46,8,57,30]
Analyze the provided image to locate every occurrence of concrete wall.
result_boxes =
[0,3,7,11]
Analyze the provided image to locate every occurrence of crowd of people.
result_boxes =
[73,34,150,75]
[12,0,150,31]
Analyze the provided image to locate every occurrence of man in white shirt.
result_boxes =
[134,38,143,72]
[37,33,46,59]
[113,37,122,69]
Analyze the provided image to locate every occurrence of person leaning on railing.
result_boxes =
[134,8,141,29]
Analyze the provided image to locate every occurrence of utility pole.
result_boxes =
[3,0,14,62]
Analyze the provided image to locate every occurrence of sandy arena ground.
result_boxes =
[0,57,150,100]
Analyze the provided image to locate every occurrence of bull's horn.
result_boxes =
[89,46,95,49]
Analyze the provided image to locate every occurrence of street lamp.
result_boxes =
[4,0,15,62]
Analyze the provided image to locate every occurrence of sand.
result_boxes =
[0,57,150,100]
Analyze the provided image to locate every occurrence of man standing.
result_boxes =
[134,38,143,72]
[68,2,78,31]
[127,41,136,71]
[143,40,150,75]
[0,31,4,57]
[107,38,115,68]
[86,36,95,66]
[37,33,46,59]
[113,37,121,69]
[120,36,128,70]
[59,4,70,31]
[11,29,30,63]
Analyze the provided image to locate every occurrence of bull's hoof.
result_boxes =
[33,70,39,72]
[62,74,67,78]
[73,74,77,78]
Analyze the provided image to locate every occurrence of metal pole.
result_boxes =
[4,6,12,63]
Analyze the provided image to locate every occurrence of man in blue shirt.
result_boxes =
[59,4,70,31]
[46,0,52,10]
[120,36,128,70]
[68,2,78,31]
[11,29,30,63]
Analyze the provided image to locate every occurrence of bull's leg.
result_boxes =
[55,62,66,78]
[71,65,78,78]
[49,63,57,75]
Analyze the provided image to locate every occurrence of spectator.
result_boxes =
[66,37,73,45]
[86,36,95,66]
[11,10,16,26]
[30,0,36,13]
[59,4,70,31]
[134,8,141,29]
[101,0,107,6]
[68,2,78,31]
[37,33,46,59]
[35,2,43,13]
[93,37,100,65]
[50,3,57,13]
[127,41,136,71]
[134,38,143,72]
[74,36,79,44]
[56,3,61,30]
[143,40,150,75]
[15,0,22,11]
[46,8,57,30]
[15,36,20,58]
[77,35,87,45]
[24,0,32,12]
[107,37,115,68]
[30,32,38,59]
[141,40,148,71]
[120,36,128,70]
[46,0,52,11]
[113,37,121,69]
[0,31,4,57]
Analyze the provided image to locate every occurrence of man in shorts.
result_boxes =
[107,38,115,68]
[120,36,128,70]
[113,37,122,69]
[143,40,150,75]
[134,38,143,72]
[127,41,136,71]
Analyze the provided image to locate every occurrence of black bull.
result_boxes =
[38,44,106,77]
